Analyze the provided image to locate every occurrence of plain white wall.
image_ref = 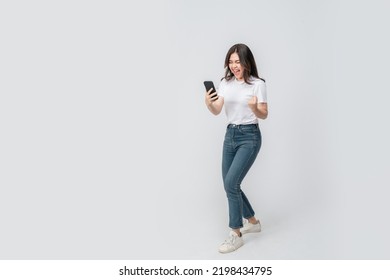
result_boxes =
[1,0,389,259]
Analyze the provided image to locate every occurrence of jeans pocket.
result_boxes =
[238,126,256,135]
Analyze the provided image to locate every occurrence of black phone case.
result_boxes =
[203,81,216,94]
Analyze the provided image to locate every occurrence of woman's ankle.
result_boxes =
[233,229,242,237]
[247,217,258,224]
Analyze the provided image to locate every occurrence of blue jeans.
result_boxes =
[222,124,261,229]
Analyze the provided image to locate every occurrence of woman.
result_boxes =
[205,43,268,253]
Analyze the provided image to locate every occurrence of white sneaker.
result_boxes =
[218,231,244,253]
[241,220,261,234]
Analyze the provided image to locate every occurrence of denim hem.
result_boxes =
[229,225,243,230]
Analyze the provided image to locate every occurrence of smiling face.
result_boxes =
[224,44,260,84]
[228,52,244,81]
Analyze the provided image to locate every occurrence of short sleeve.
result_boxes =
[255,80,267,103]
[217,79,226,98]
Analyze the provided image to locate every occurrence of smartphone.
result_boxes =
[203,81,218,99]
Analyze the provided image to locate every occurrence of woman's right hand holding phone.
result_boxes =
[205,88,219,107]
[205,88,223,115]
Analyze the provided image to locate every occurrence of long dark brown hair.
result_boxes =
[223,43,264,84]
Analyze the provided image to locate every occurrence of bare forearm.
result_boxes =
[205,94,224,115]
[207,103,221,115]
[252,106,268,119]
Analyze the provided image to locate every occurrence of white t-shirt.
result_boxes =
[218,76,267,125]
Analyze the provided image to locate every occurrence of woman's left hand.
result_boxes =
[248,96,258,111]
[248,96,268,119]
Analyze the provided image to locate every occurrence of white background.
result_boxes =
[1,0,389,259]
